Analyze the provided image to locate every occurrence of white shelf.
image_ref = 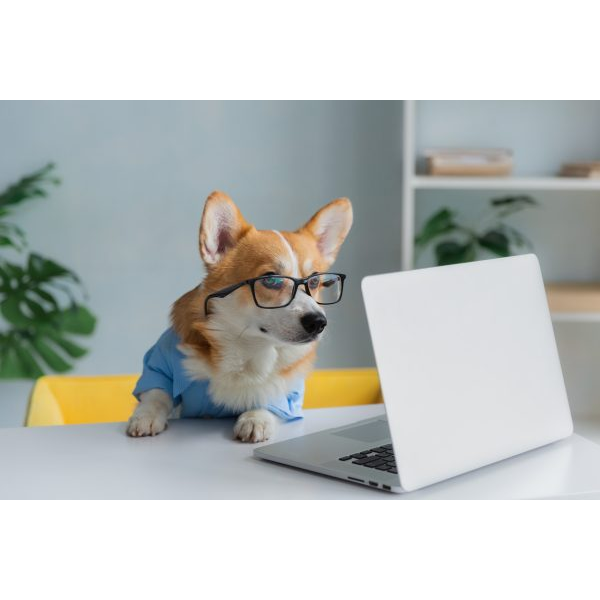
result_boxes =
[551,313,600,323]
[412,175,600,191]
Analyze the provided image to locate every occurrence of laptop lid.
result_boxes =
[361,254,573,492]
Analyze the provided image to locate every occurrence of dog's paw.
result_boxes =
[233,410,275,443]
[126,412,168,437]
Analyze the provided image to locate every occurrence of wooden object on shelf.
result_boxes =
[412,176,600,190]
[559,162,600,179]
[545,283,600,313]
[425,148,513,177]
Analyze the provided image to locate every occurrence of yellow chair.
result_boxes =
[25,369,381,427]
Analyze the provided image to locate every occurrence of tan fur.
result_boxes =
[172,192,352,385]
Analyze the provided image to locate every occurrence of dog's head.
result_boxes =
[198,191,353,346]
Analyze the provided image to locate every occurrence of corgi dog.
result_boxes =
[127,191,353,442]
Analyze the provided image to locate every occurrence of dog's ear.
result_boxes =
[199,191,250,266]
[298,198,353,266]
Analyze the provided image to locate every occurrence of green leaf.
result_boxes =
[30,336,72,373]
[435,241,476,266]
[0,345,31,378]
[3,263,24,279]
[491,195,537,207]
[1,226,26,250]
[0,163,58,210]
[13,343,45,378]
[415,208,457,247]
[55,305,97,335]
[478,230,510,257]
[30,287,60,311]
[0,235,16,248]
[1,294,31,327]
[28,253,80,283]
[23,296,49,319]
[491,195,538,218]
[0,228,25,251]
[500,224,533,249]
[43,328,88,358]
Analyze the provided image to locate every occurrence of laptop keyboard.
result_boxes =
[338,444,397,474]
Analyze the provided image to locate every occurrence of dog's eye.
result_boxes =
[260,275,284,290]
[308,276,320,290]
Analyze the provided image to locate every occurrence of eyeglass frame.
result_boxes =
[204,272,347,315]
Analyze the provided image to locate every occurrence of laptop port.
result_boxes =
[382,485,391,491]
[369,481,378,487]
[348,476,364,483]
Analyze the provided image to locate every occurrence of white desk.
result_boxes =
[2,404,600,499]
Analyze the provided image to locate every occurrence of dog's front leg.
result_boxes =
[127,389,173,437]
[233,408,278,443]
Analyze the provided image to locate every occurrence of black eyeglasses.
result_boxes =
[204,272,346,315]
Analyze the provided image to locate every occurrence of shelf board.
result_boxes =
[547,283,600,320]
[412,175,600,191]
[551,313,600,323]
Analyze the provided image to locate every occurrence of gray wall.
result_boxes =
[0,101,403,381]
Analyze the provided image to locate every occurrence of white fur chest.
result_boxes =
[178,340,311,413]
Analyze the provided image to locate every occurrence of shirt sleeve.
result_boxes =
[132,330,180,405]
[265,381,305,421]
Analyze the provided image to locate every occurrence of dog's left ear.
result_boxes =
[299,198,353,267]
[199,191,251,266]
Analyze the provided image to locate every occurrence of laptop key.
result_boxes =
[339,456,353,461]
[364,459,387,468]
[352,456,379,465]
[350,453,368,459]
[382,444,393,449]
[389,467,398,474]
[375,464,391,471]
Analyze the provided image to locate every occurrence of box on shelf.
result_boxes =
[545,283,600,313]
[559,162,600,179]
[424,148,513,177]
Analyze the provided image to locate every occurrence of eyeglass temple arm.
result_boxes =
[204,281,247,315]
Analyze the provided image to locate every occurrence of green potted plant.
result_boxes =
[415,195,538,266]
[0,163,97,422]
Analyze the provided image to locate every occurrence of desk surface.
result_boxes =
[2,404,600,499]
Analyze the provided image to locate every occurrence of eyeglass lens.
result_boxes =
[254,274,342,308]
[254,276,296,308]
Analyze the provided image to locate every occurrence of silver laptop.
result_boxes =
[254,254,573,493]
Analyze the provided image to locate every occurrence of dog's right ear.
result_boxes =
[199,191,250,266]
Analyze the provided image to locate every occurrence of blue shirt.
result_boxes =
[133,328,304,421]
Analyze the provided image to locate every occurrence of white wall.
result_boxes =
[0,101,403,386]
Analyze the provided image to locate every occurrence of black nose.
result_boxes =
[300,312,327,335]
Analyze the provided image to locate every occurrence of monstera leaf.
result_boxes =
[0,163,96,379]
[0,254,96,378]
